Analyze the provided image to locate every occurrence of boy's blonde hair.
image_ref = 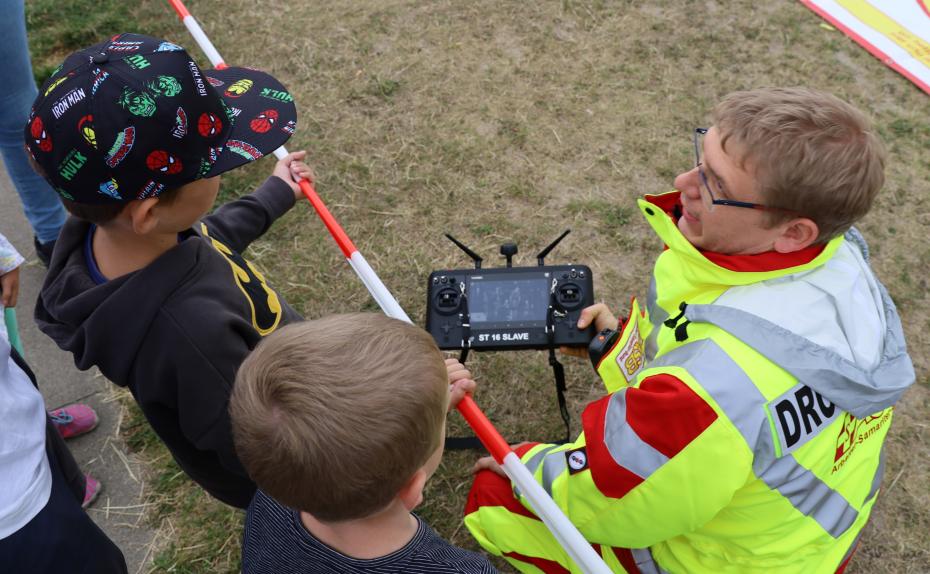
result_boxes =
[713,87,886,243]
[230,313,448,521]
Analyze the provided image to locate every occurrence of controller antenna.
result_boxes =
[446,234,484,269]
[500,242,518,268]
[535,229,571,266]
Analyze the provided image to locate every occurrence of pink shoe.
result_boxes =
[49,403,99,439]
[82,473,102,509]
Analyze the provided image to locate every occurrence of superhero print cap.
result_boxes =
[24,33,298,205]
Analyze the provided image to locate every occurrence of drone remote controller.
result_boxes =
[426,230,595,351]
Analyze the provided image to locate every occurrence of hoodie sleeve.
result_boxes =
[200,176,296,254]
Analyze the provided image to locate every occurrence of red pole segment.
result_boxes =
[166,0,190,19]
[297,179,356,257]
[457,396,511,463]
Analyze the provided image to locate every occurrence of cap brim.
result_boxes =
[200,66,297,178]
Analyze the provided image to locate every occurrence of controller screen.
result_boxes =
[469,278,549,323]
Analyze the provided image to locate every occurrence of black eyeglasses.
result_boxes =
[693,128,795,214]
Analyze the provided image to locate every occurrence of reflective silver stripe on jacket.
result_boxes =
[630,547,669,574]
[758,456,858,538]
[866,447,885,504]
[644,277,664,362]
[650,339,859,538]
[604,391,670,478]
[520,444,568,497]
[524,445,559,475]
[541,453,567,496]
[522,387,673,498]
[683,284,914,418]
[517,445,560,498]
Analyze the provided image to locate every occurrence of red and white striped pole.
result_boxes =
[166,2,611,572]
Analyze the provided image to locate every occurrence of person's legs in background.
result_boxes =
[0,416,128,574]
[0,0,67,265]
[48,402,104,507]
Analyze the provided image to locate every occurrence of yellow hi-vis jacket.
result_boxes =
[464,191,915,574]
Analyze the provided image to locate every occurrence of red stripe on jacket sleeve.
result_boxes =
[627,374,718,458]
[582,395,648,499]
[582,373,717,499]
[514,442,539,458]
[611,548,644,574]
[465,469,540,520]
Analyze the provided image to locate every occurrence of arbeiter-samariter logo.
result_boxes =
[832,410,891,473]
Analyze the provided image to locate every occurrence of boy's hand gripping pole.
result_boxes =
[166,3,611,572]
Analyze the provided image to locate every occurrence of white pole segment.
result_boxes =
[181,15,225,67]
[501,452,613,574]
[348,252,412,322]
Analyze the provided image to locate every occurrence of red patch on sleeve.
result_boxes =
[626,374,718,458]
[581,374,717,499]
[465,469,540,521]
[582,395,647,499]
[514,442,539,457]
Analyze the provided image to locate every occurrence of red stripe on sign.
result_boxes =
[626,374,717,458]
[464,469,540,521]
[582,395,647,498]
[503,552,571,574]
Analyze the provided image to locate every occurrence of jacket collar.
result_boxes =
[639,191,842,286]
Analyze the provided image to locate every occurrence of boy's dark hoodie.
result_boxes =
[35,177,302,508]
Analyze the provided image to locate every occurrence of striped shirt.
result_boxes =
[243,490,498,574]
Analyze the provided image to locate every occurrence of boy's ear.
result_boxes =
[125,197,162,235]
[397,469,429,512]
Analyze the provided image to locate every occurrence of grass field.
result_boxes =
[26,0,930,572]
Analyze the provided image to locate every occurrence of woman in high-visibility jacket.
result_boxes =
[463,88,915,574]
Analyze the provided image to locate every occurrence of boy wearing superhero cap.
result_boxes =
[27,33,313,508]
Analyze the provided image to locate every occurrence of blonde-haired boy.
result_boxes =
[231,313,497,573]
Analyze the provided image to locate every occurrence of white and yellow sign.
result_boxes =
[801,0,930,94]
